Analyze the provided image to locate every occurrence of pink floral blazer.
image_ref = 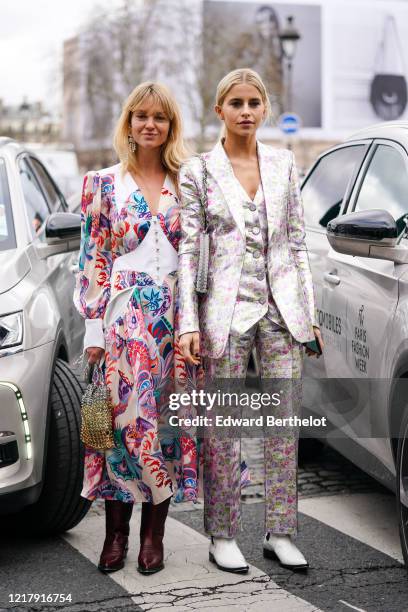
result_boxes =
[178,141,317,358]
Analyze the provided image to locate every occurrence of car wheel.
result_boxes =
[18,359,91,535]
[396,406,408,568]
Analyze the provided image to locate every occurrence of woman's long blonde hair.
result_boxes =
[113,82,189,189]
[215,68,272,137]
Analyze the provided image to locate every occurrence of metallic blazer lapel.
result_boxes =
[206,141,246,237]
[257,141,277,244]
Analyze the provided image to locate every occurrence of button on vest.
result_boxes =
[230,180,286,335]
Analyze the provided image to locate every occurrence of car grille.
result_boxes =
[0,439,19,467]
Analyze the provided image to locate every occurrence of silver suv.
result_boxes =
[302,121,408,567]
[0,138,89,535]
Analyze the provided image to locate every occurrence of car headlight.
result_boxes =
[0,312,23,349]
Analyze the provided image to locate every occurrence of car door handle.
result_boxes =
[69,258,79,275]
[324,272,340,286]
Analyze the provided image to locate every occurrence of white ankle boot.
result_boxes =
[209,537,249,574]
[263,533,308,570]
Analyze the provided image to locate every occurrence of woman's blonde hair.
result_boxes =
[215,68,272,136]
[113,82,189,188]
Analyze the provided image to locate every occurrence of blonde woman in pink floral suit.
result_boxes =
[178,69,323,573]
[74,83,201,576]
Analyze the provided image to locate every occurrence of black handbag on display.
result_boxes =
[370,15,407,120]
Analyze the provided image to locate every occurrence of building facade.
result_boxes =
[62,0,408,169]
[0,98,60,143]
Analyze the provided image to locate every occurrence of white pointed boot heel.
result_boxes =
[209,537,249,574]
[263,533,309,570]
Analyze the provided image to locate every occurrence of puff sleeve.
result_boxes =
[73,171,113,350]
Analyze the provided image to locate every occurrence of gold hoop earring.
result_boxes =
[128,135,136,153]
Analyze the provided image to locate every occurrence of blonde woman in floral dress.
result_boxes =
[74,83,200,575]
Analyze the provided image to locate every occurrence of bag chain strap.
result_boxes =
[85,362,104,385]
[374,14,407,74]
[199,154,208,233]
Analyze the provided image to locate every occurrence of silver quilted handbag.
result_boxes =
[195,155,210,294]
[80,363,115,450]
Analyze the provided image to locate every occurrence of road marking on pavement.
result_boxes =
[63,503,322,611]
[338,600,368,612]
[299,493,403,562]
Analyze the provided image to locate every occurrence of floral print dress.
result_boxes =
[74,164,201,505]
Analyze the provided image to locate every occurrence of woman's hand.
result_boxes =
[86,347,105,365]
[305,327,324,358]
[179,332,201,366]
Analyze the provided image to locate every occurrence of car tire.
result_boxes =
[396,405,408,569]
[12,359,91,535]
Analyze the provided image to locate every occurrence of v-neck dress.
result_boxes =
[74,163,202,504]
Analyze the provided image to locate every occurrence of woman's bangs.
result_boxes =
[130,88,173,120]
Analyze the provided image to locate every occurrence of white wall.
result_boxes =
[326,1,408,134]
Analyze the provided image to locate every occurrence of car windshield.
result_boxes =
[0,157,16,251]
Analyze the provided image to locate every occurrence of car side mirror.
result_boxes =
[45,212,81,242]
[327,209,408,264]
[36,212,81,259]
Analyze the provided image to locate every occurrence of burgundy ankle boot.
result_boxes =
[98,500,133,573]
[137,497,171,574]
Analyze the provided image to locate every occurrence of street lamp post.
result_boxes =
[19,98,30,143]
[279,16,301,112]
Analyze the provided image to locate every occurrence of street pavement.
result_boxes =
[241,439,386,501]
[1,445,407,612]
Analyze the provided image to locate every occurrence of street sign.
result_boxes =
[278,113,302,135]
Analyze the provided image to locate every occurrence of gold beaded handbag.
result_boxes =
[80,363,115,450]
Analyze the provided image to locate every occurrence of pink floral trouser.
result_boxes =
[203,316,302,537]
